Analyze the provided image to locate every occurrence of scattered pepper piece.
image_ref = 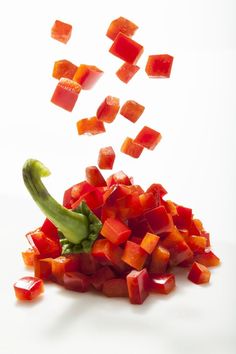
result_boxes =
[51,20,72,44]
[73,64,103,90]
[106,16,138,40]
[98,146,116,170]
[77,117,106,135]
[116,62,140,83]
[134,126,162,150]
[109,33,144,64]
[120,100,145,123]
[51,78,81,112]
[52,59,77,80]
[145,54,174,78]
[96,96,120,123]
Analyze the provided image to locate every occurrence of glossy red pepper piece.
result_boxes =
[71,188,104,211]
[173,205,193,230]
[41,218,58,240]
[145,206,173,234]
[52,59,77,80]
[188,262,211,284]
[106,17,138,40]
[26,229,62,259]
[71,181,95,200]
[121,137,144,158]
[109,33,144,64]
[126,268,150,304]
[73,64,103,90]
[122,241,148,270]
[63,272,90,292]
[51,255,80,284]
[116,62,140,83]
[96,96,120,123]
[101,217,131,245]
[51,78,81,112]
[14,276,44,301]
[21,248,36,267]
[85,166,107,187]
[187,236,207,254]
[194,250,220,267]
[148,245,170,274]
[51,20,72,44]
[90,266,115,290]
[102,278,128,297]
[134,126,162,150]
[77,116,106,135]
[106,171,132,187]
[63,185,74,208]
[78,253,98,275]
[98,146,116,170]
[150,274,175,294]
[145,54,174,78]
[128,217,152,238]
[34,258,53,280]
[140,233,160,254]
[120,100,145,123]
[146,183,167,206]
[139,192,157,211]
[188,219,204,236]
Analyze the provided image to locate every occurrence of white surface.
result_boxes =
[0,0,236,353]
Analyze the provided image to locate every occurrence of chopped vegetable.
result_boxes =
[122,241,148,270]
[85,166,107,187]
[145,54,174,78]
[145,205,173,234]
[73,64,103,90]
[51,20,72,44]
[116,62,140,83]
[106,17,138,40]
[188,262,211,284]
[90,266,115,290]
[63,272,90,292]
[140,232,160,254]
[120,100,145,123]
[121,137,144,158]
[52,59,77,80]
[101,217,131,246]
[194,250,220,267]
[126,269,150,304]
[51,256,80,284]
[148,246,170,274]
[102,278,128,297]
[134,126,162,150]
[150,274,175,294]
[34,258,53,280]
[77,116,106,135]
[96,96,120,123]
[14,276,44,301]
[22,248,35,267]
[98,146,115,170]
[26,229,62,259]
[109,33,144,64]
[51,78,81,112]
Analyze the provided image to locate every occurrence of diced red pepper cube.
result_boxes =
[101,217,131,245]
[77,116,106,135]
[122,241,148,270]
[109,33,144,64]
[121,137,144,158]
[63,185,74,208]
[21,248,36,267]
[164,200,177,216]
[96,96,120,123]
[34,258,53,280]
[173,205,193,230]
[106,171,132,187]
[41,218,58,240]
[126,268,150,304]
[26,229,62,259]
[98,146,116,170]
[71,188,104,211]
[130,236,142,244]
[194,250,220,267]
[134,126,162,150]
[63,272,90,292]
[129,217,152,238]
[51,256,80,284]
[14,276,44,301]
[140,233,160,254]
[90,266,115,290]
[148,246,170,274]
[188,262,211,284]
[146,183,167,205]
[79,253,98,275]
[120,100,145,123]
[187,236,207,254]
[188,218,204,236]
[73,64,103,90]
[52,59,77,80]
[116,62,140,83]
[85,166,107,187]
[103,184,131,206]
[51,78,81,112]
[51,20,72,44]
[102,278,128,297]
[150,274,175,294]
[145,206,173,234]
[71,181,95,200]
[145,54,174,78]
[139,192,157,211]
[106,17,138,40]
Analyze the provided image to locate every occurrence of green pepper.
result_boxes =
[23,159,102,253]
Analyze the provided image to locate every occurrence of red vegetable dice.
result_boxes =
[96,96,120,123]
[71,181,95,200]
[194,250,220,267]
[14,276,44,301]
[188,262,211,284]
[106,17,138,40]
[121,137,144,158]
[85,166,107,187]
[126,269,150,304]
[145,206,173,234]
[134,126,162,150]
[173,205,193,230]
[21,248,35,267]
[51,78,81,112]
[120,100,145,123]
[77,116,105,135]
[73,64,103,90]
[146,183,167,205]
[106,171,132,187]
[34,258,53,280]
[116,62,140,83]
[101,217,131,245]
[150,274,175,294]
[102,278,128,297]
[98,146,115,170]
[52,59,77,80]
[90,266,115,290]
[140,233,160,254]
[79,253,98,275]
[122,241,148,270]
[41,218,58,240]
[63,272,90,292]
[139,192,157,211]
[26,229,62,259]
[187,236,207,254]
[145,54,174,78]
[149,246,170,274]
[109,33,144,64]
[51,20,72,44]
[51,256,80,284]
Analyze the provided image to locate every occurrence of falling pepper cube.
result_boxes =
[98,146,116,170]
[76,117,105,135]
[63,272,90,292]
[116,62,140,83]
[14,276,44,301]
[73,64,103,90]
[96,96,120,123]
[120,100,145,123]
[150,274,175,294]
[51,78,81,112]
[102,278,128,297]
[122,241,148,270]
[194,250,220,267]
[140,233,160,254]
[101,217,132,246]
[34,258,53,280]
[188,262,211,284]
[145,54,174,78]
[51,20,72,44]
[134,126,162,150]
[173,205,193,230]
[121,137,144,158]
[126,268,150,304]
[109,33,144,64]
[52,59,77,80]
[106,16,138,40]
[145,206,173,234]
[85,166,107,187]
[21,248,36,267]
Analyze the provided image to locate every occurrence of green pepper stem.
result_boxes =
[23,159,89,244]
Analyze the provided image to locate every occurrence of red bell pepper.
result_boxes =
[145,54,174,78]
[101,217,131,245]
[126,268,150,304]
[188,262,211,284]
[96,96,120,123]
[134,126,162,150]
[78,253,98,275]
[14,276,44,301]
[21,248,36,267]
[139,192,157,211]
[121,137,144,158]
[85,166,107,187]
[63,272,90,292]
[51,255,80,284]
[140,232,160,254]
[98,146,116,170]
[148,245,170,274]
[146,183,167,205]
[51,78,81,112]
[150,274,175,294]
[90,266,115,290]
[102,278,128,297]
[34,258,53,280]
[106,171,132,187]
[52,59,77,80]
[51,20,72,44]
[26,229,62,259]
[122,241,147,270]
[116,62,140,83]
[173,205,193,230]
[187,235,207,254]
[77,116,106,135]
[73,64,103,90]
[106,17,138,40]
[194,250,220,267]
[109,33,144,64]
[71,181,95,200]
[120,100,145,123]
[144,205,173,234]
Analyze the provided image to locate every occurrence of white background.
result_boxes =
[0,0,235,353]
